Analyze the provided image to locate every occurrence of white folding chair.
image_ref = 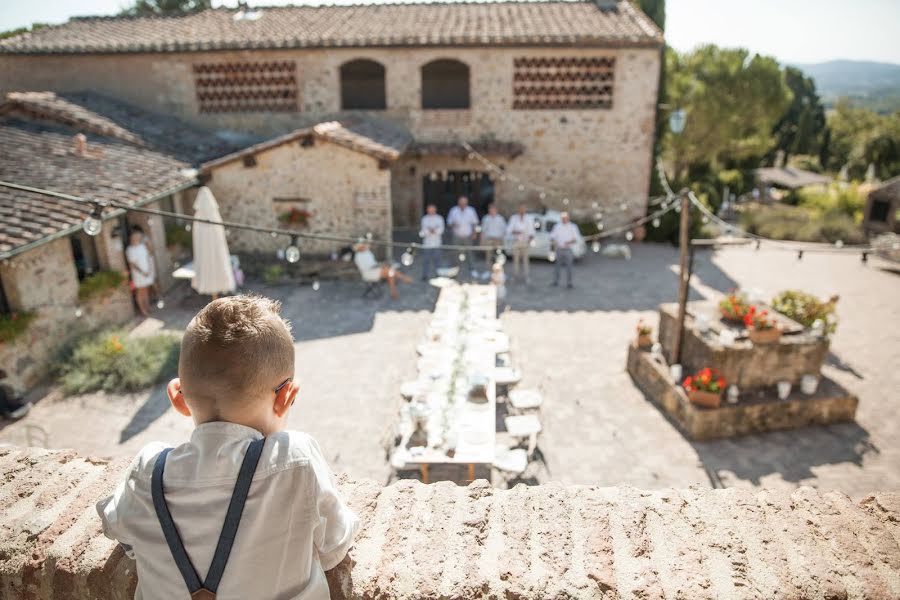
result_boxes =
[508,389,543,412]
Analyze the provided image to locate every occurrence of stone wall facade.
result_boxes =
[1,445,899,599]
[0,223,137,391]
[205,138,392,256]
[0,46,660,228]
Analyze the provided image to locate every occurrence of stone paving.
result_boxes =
[1,243,898,498]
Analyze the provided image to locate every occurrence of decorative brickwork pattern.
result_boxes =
[193,61,298,113]
[513,56,615,109]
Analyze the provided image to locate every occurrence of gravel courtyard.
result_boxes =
[2,243,898,498]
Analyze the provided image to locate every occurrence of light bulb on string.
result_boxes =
[675,204,682,213]
[467,152,475,159]
[156,299,165,309]
[620,202,628,211]
[562,198,569,206]
[547,249,557,262]
[365,232,373,240]
[529,238,537,247]
[591,241,601,253]
[82,203,103,237]
[834,240,844,248]
[625,231,634,242]
[539,192,546,199]
[458,252,467,262]
[494,250,507,266]
[74,307,84,318]
[185,223,192,232]
[401,248,415,267]
[270,231,278,238]
[591,202,599,209]
[533,220,541,230]
[652,218,661,228]
[597,223,604,231]
[312,280,320,291]
[702,215,710,224]
[284,236,301,264]
[475,225,482,234]
[518,184,525,191]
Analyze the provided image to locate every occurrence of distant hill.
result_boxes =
[794,60,900,113]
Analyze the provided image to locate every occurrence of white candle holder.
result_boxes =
[777,381,792,401]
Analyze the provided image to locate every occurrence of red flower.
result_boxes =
[717,377,726,389]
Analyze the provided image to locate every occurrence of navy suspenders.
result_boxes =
[151,437,266,600]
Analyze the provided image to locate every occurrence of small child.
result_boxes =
[97,295,358,600]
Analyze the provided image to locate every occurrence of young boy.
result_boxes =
[97,295,358,600]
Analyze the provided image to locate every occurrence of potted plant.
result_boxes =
[682,367,726,408]
[635,320,653,349]
[770,290,838,335]
[743,305,782,344]
[278,207,312,228]
[719,290,749,322]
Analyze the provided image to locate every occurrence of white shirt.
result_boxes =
[354,249,381,282]
[419,213,445,248]
[480,214,507,240]
[550,221,580,249]
[506,213,535,243]
[126,242,155,288]
[446,205,479,238]
[97,422,358,600]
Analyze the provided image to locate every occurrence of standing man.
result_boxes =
[446,195,479,279]
[419,203,445,280]
[506,204,535,283]
[480,203,506,268]
[550,211,579,289]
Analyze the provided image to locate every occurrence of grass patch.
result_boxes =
[78,270,125,301]
[739,203,866,244]
[56,329,180,395]
[0,311,36,344]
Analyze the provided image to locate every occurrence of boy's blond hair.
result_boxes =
[179,295,294,415]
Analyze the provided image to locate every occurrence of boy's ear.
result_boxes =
[167,378,192,417]
[273,380,299,418]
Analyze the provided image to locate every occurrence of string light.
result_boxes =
[312,280,320,291]
[156,299,165,309]
[284,236,301,263]
[401,248,415,266]
[591,241,601,253]
[82,203,103,236]
[652,218,661,228]
[494,250,507,266]
[458,252,466,262]
[834,240,844,248]
[625,231,634,241]
[547,249,556,262]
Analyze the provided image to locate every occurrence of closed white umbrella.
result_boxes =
[191,186,235,296]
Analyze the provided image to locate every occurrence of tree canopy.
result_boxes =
[664,45,792,178]
[825,101,900,179]
[772,67,827,162]
[120,0,211,16]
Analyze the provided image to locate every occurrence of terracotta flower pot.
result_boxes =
[636,334,652,349]
[748,326,782,344]
[687,389,722,409]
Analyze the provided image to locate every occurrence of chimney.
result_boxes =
[73,133,87,156]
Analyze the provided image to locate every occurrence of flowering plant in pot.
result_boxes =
[743,306,782,344]
[635,320,653,349]
[278,207,312,228]
[683,367,725,408]
[719,290,749,322]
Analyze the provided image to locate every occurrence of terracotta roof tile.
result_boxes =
[0,119,195,255]
[0,1,662,55]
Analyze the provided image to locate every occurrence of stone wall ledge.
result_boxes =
[1,445,899,599]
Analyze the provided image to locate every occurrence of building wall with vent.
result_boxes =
[0,45,660,226]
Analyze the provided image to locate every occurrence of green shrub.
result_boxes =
[739,202,866,244]
[643,196,711,245]
[56,329,180,394]
[771,290,838,334]
[794,183,865,221]
[0,311,36,344]
[165,224,192,249]
[263,264,286,285]
[78,270,125,301]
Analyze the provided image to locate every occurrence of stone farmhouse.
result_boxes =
[0,0,662,389]
[0,0,663,237]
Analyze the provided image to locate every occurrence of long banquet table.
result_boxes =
[391,284,503,483]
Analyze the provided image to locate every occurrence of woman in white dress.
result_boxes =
[126,229,156,317]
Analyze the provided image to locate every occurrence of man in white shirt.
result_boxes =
[550,211,579,288]
[446,195,480,279]
[479,203,507,266]
[419,203,445,280]
[506,204,535,283]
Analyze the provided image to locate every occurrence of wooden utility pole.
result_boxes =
[672,192,691,365]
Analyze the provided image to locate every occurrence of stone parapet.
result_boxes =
[1,445,898,599]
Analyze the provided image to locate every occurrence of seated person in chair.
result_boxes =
[353,242,412,300]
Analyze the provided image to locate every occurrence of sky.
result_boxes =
[1,0,899,65]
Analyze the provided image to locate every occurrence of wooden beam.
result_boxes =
[672,192,691,366]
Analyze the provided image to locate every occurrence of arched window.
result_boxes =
[340,59,386,110]
[421,59,470,109]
